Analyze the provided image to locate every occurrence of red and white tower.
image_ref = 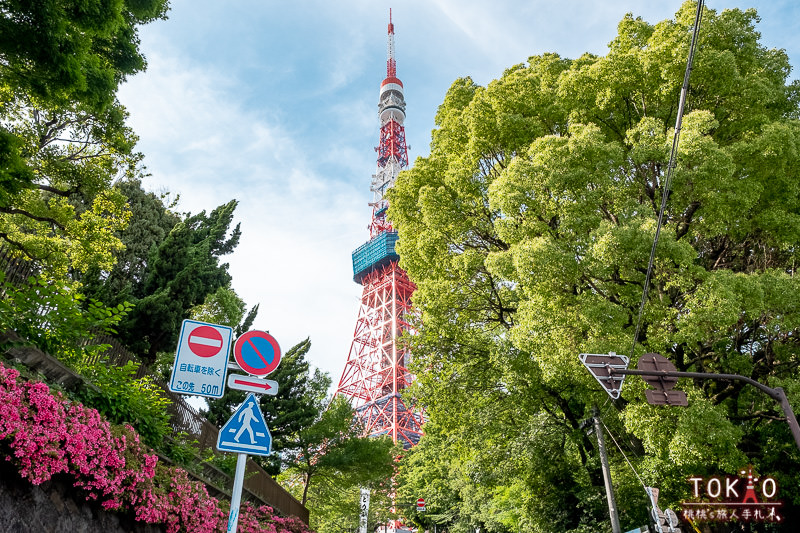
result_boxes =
[335,11,423,449]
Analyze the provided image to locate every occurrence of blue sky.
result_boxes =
[117,1,799,387]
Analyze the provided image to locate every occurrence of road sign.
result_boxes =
[217,393,272,456]
[170,320,232,398]
[646,487,665,533]
[233,330,281,376]
[416,498,426,512]
[227,373,279,395]
[664,509,680,528]
[638,353,688,406]
[645,389,689,407]
[580,352,629,399]
[187,325,224,357]
[638,353,679,390]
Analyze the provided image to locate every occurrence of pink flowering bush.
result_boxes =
[238,503,280,533]
[0,362,314,533]
[134,467,226,533]
[236,503,312,533]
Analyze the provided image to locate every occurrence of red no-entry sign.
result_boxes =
[188,325,224,358]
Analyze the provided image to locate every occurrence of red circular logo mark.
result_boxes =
[187,325,224,358]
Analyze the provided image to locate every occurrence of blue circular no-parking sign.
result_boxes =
[233,330,282,376]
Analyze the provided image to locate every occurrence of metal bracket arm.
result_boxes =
[609,367,800,453]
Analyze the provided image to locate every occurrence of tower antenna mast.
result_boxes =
[335,10,422,451]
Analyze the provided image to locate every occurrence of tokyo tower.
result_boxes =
[334,10,423,450]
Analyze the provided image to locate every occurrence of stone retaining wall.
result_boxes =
[0,460,165,533]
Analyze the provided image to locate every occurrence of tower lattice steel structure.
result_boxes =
[335,11,423,450]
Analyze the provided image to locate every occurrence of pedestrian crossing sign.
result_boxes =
[217,393,272,456]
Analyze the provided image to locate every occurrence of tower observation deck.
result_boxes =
[335,11,423,449]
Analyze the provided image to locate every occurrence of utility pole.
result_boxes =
[593,409,621,533]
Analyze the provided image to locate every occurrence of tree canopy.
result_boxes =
[0,0,169,111]
[391,2,800,531]
[0,0,169,262]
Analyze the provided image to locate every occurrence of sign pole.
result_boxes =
[217,331,282,533]
[227,453,248,533]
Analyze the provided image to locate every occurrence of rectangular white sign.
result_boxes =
[169,320,232,398]
[359,488,370,533]
[227,373,279,396]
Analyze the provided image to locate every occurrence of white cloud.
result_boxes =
[119,39,371,382]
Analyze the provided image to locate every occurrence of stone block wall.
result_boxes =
[0,460,165,533]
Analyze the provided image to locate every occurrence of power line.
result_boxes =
[629,0,705,360]
[601,418,647,492]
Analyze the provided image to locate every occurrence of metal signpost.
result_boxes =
[580,352,800,453]
[218,393,273,533]
[169,320,233,397]
[219,330,282,533]
[609,355,800,453]
[170,326,283,533]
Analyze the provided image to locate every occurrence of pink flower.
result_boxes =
[0,363,314,533]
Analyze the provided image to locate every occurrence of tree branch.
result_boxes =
[35,183,72,197]
[0,207,66,230]
[0,233,37,261]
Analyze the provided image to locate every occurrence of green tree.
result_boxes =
[0,0,169,219]
[80,178,181,304]
[391,2,800,531]
[190,286,259,335]
[278,396,397,529]
[0,94,139,277]
[396,421,478,533]
[115,199,241,362]
[0,0,169,111]
[78,178,244,365]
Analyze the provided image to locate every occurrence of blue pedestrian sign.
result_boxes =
[217,393,272,456]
